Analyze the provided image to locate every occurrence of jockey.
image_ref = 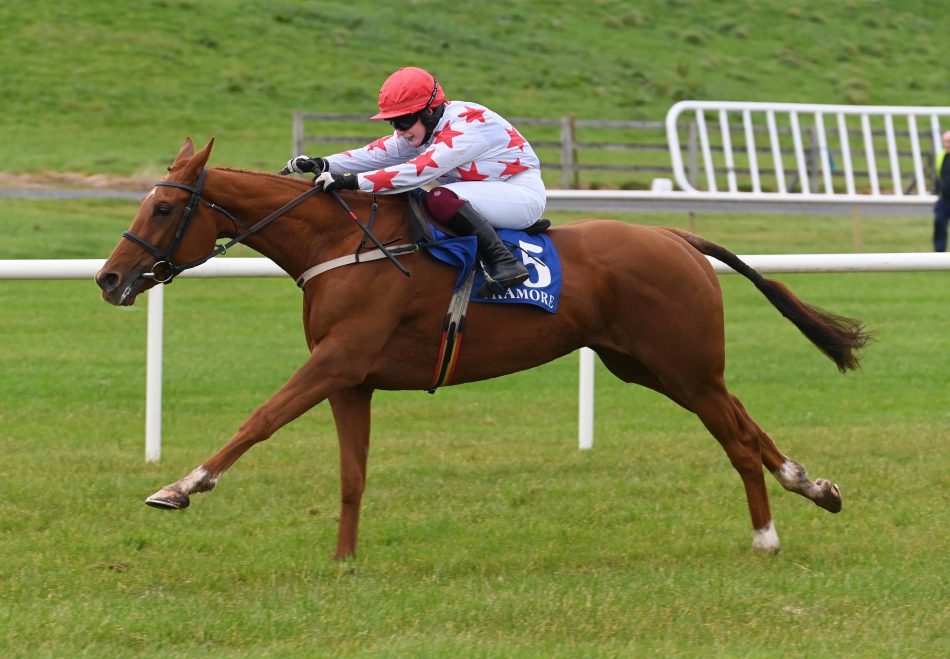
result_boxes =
[283,66,546,295]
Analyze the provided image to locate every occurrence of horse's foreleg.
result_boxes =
[145,344,361,510]
[328,386,373,560]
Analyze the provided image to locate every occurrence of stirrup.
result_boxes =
[476,277,503,298]
[475,265,528,298]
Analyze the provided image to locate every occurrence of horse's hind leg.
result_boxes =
[772,458,842,513]
[687,385,784,551]
[734,395,842,513]
[598,350,778,551]
[328,385,373,560]
[668,385,844,550]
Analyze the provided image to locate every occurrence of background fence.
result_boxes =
[293,104,950,195]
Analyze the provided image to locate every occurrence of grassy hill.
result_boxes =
[2,0,948,178]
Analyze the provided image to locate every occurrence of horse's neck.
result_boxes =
[209,169,404,278]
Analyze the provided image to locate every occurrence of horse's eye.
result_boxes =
[155,203,172,217]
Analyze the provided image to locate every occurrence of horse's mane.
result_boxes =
[215,166,304,186]
[212,166,410,210]
[213,167,408,199]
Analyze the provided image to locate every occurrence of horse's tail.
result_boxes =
[668,228,872,372]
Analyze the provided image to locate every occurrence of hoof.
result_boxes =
[752,521,781,553]
[814,479,842,513]
[145,488,190,510]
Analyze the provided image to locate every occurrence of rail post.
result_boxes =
[145,285,164,462]
[560,114,579,188]
[292,110,304,157]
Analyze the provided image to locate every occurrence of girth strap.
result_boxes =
[295,243,420,288]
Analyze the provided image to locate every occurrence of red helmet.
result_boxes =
[370,67,446,120]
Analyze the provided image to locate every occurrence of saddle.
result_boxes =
[406,189,551,244]
[399,190,559,393]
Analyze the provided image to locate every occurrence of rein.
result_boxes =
[122,170,409,285]
[328,190,411,277]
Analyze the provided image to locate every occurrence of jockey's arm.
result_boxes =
[324,134,415,174]
[349,131,487,194]
[282,133,411,177]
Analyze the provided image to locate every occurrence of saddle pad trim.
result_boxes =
[427,268,476,393]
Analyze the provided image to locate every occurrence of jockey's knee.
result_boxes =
[425,187,466,223]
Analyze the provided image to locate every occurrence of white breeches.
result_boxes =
[441,169,547,229]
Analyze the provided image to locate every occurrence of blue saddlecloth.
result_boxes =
[425,225,561,313]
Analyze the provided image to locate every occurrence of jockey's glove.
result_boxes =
[313,172,359,191]
[281,156,329,175]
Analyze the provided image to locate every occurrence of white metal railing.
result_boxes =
[1,258,284,462]
[666,101,950,198]
[4,254,950,458]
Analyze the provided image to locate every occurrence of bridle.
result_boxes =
[122,169,322,284]
[123,170,232,283]
[122,168,410,285]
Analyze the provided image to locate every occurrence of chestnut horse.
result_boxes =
[96,138,870,559]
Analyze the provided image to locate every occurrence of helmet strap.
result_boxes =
[421,102,446,144]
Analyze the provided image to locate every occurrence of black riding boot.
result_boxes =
[447,201,529,296]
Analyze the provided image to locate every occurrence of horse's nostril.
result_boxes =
[96,270,119,293]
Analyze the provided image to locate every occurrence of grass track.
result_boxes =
[1,200,947,656]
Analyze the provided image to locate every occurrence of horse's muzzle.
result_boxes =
[95,268,145,306]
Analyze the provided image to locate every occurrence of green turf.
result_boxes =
[1,197,947,656]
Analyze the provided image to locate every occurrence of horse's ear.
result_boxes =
[191,137,214,170]
[175,138,214,182]
[174,138,195,164]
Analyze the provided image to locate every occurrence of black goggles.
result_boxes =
[389,112,419,131]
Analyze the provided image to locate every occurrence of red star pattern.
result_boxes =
[364,168,399,191]
[433,121,463,148]
[367,136,391,152]
[456,162,488,181]
[459,106,486,123]
[499,158,529,177]
[506,127,526,151]
[407,150,440,176]
[342,151,353,157]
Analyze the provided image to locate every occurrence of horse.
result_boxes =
[96,138,871,560]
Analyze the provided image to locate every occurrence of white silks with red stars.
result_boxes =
[324,101,541,194]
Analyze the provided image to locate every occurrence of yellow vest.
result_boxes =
[937,152,949,195]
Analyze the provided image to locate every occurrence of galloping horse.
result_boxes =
[96,138,870,559]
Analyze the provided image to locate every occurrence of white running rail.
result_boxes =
[666,101,950,200]
[4,254,950,458]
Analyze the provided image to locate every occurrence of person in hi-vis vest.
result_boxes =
[932,130,950,252]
